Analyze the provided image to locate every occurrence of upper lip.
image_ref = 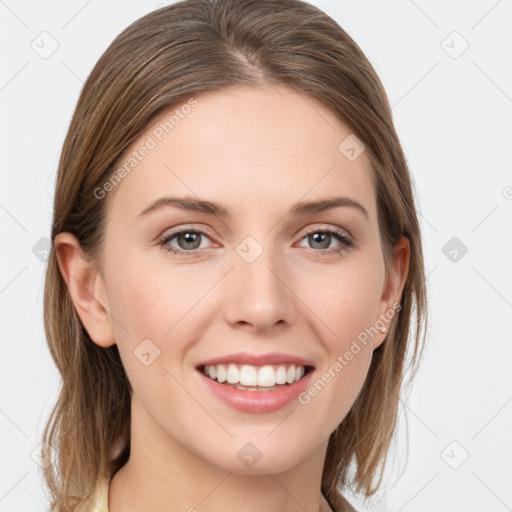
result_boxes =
[197,352,315,368]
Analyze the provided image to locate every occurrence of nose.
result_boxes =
[223,244,296,334]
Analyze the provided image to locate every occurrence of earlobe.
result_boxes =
[373,236,410,350]
[53,232,116,348]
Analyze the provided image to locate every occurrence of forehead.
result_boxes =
[106,84,377,223]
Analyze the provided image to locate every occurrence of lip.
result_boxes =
[196,365,315,415]
[197,352,315,368]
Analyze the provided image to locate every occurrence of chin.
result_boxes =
[201,439,314,475]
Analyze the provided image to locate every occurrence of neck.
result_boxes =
[108,396,332,512]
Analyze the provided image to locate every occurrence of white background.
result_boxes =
[1,1,511,511]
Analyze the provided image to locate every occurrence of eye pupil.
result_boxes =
[178,232,201,250]
[309,232,330,249]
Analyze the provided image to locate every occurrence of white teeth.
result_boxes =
[275,366,287,384]
[239,365,258,386]
[226,363,239,384]
[202,363,308,387]
[258,365,276,387]
[216,364,226,383]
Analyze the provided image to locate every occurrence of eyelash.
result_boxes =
[157,225,354,258]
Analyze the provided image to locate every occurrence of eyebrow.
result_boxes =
[138,195,370,220]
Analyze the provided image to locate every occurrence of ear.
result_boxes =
[54,232,116,348]
[372,236,410,350]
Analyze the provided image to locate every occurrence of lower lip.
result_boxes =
[197,369,314,414]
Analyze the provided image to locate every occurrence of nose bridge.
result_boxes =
[224,233,295,330]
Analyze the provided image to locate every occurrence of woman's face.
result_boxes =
[60,84,408,474]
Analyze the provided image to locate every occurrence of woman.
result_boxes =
[42,1,428,511]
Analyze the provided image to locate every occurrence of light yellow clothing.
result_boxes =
[80,475,110,512]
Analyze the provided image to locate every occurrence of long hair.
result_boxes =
[42,1,428,510]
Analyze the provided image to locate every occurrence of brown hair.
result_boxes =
[42,0,428,510]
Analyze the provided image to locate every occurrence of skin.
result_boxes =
[55,84,409,512]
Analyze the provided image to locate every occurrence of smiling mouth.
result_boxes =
[198,363,314,392]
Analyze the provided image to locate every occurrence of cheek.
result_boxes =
[308,258,384,348]
[107,244,188,329]
[298,256,383,411]
[107,257,214,367]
